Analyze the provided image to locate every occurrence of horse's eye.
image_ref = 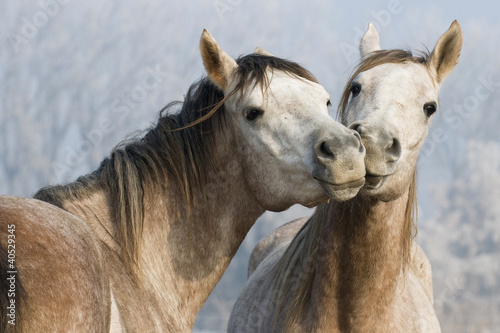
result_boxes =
[350,82,361,98]
[327,99,332,107]
[423,102,437,117]
[244,107,263,121]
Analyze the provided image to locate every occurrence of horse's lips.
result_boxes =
[315,177,366,192]
[364,173,393,189]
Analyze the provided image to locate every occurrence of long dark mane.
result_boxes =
[34,54,318,269]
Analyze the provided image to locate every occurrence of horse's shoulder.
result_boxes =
[0,196,110,331]
[248,216,309,278]
[410,241,434,304]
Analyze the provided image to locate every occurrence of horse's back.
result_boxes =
[248,217,309,278]
[0,196,110,332]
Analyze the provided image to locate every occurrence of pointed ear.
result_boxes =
[360,23,381,58]
[200,29,238,90]
[427,20,463,84]
[254,47,275,57]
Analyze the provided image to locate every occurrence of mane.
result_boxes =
[34,53,318,272]
[271,49,425,332]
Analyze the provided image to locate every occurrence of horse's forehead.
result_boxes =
[264,71,327,101]
[361,62,436,95]
[229,70,328,111]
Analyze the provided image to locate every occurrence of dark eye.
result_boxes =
[244,107,264,121]
[350,82,361,98]
[423,102,437,117]
[327,99,332,107]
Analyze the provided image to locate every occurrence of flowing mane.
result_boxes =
[270,49,427,332]
[34,54,318,270]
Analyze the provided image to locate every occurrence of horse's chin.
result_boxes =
[318,178,365,202]
[361,175,405,202]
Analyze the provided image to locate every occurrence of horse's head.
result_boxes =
[199,30,365,209]
[340,21,462,201]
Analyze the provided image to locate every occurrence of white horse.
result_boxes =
[228,21,463,333]
[0,30,366,332]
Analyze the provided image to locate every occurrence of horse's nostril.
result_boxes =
[349,123,362,135]
[354,132,365,153]
[318,140,335,159]
[386,137,402,161]
[352,130,362,145]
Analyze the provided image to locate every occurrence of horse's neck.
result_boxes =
[61,156,264,329]
[138,175,264,323]
[313,191,409,331]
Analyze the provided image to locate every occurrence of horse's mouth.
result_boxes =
[316,177,366,191]
[364,173,393,189]
[315,177,365,201]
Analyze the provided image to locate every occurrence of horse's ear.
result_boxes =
[360,23,381,58]
[427,20,463,84]
[254,47,274,57]
[200,29,238,90]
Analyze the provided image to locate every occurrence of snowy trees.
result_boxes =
[419,141,500,332]
[2,1,500,331]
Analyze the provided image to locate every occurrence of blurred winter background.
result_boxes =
[1,0,499,332]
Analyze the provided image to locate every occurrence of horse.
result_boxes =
[0,29,367,332]
[228,21,463,333]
